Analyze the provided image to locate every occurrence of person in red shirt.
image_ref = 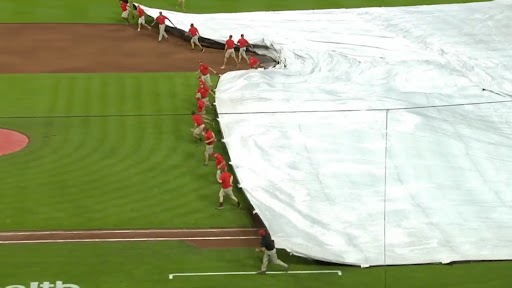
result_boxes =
[212,153,226,182]
[151,11,175,42]
[196,97,212,121]
[196,77,215,108]
[120,1,130,24]
[249,53,260,69]
[136,5,152,31]
[186,23,205,52]
[191,111,205,142]
[217,167,241,209]
[221,35,240,69]
[203,126,216,166]
[237,34,252,64]
[197,60,217,87]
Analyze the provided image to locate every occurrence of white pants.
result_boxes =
[205,144,214,155]
[239,47,248,60]
[201,74,212,86]
[159,24,168,41]
[138,16,145,24]
[191,35,200,45]
[225,49,235,59]
[193,124,204,136]
[121,10,129,18]
[261,249,288,271]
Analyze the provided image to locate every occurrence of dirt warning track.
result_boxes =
[0,24,251,74]
[0,228,261,248]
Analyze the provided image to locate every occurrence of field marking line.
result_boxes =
[0,236,259,244]
[0,228,259,236]
[169,270,342,279]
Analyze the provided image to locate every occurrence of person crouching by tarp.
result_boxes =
[256,229,289,274]
[249,53,260,69]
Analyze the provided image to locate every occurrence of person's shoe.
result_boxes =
[237,202,242,208]
[201,48,205,52]
[285,265,289,272]
[216,205,224,210]
[203,162,208,166]
[220,66,225,69]
[256,270,267,275]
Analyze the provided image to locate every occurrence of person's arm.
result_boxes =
[230,175,233,186]
[151,17,157,26]
[208,67,218,74]
[166,17,176,27]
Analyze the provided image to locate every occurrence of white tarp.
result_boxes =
[138,1,512,266]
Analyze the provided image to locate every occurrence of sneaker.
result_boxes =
[220,66,225,69]
[256,270,267,275]
[237,202,242,208]
[216,205,224,210]
[201,48,205,52]
[285,265,289,272]
[203,162,208,166]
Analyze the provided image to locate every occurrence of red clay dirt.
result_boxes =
[0,228,261,249]
[0,24,251,74]
[0,129,29,156]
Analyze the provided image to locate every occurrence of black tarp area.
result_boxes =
[135,10,279,68]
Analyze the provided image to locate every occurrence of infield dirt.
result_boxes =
[0,24,251,74]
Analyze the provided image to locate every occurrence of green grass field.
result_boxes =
[0,0,488,23]
[0,73,251,230]
[0,0,509,287]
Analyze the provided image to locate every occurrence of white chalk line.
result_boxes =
[0,227,258,236]
[0,236,260,244]
[169,270,342,279]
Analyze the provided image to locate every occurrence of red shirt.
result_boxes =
[198,78,206,87]
[155,15,168,25]
[237,38,249,48]
[249,57,260,68]
[226,39,235,49]
[199,64,209,76]
[197,99,206,113]
[137,7,144,17]
[192,114,204,126]
[197,87,208,99]
[204,130,215,146]
[214,153,226,169]
[189,27,199,36]
[121,2,128,11]
[219,171,233,189]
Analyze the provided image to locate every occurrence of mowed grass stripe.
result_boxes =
[0,116,252,230]
[0,73,201,117]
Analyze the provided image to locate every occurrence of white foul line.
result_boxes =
[0,228,258,236]
[0,236,259,244]
[169,270,342,279]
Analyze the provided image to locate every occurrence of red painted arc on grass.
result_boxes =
[0,129,29,156]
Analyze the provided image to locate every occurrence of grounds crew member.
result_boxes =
[256,229,289,274]
[151,11,176,41]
